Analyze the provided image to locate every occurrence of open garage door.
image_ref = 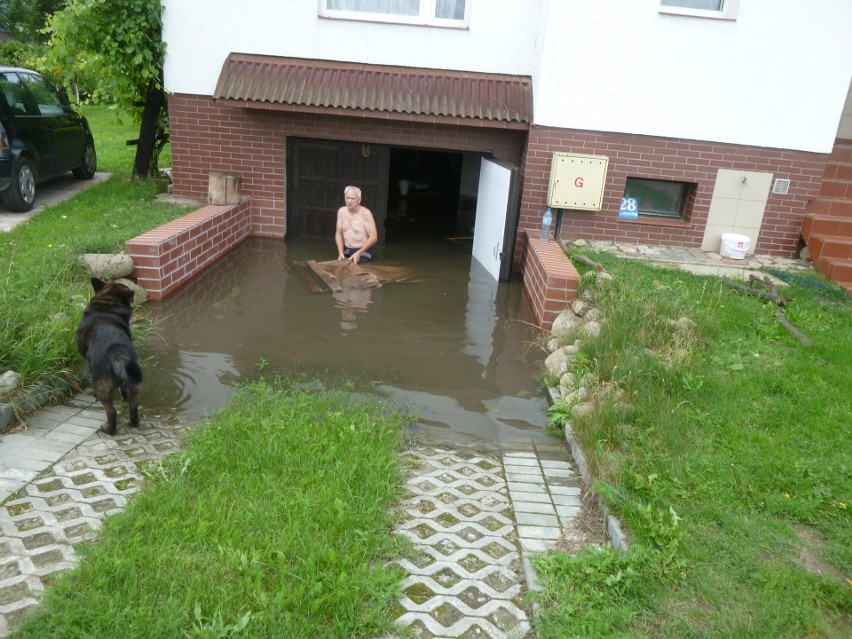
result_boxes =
[472,158,520,281]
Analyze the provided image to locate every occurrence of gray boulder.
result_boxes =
[551,310,584,339]
[80,253,135,279]
[0,370,22,396]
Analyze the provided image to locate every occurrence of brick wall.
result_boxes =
[126,200,252,300]
[520,232,580,330]
[169,93,526,238]
[517,126,829,258]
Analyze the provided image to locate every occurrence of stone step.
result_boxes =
[801,213,852,243]
[818,257,852,293]
[808,234,852,261]
[805,199,852,218]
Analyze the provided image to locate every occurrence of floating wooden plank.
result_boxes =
[307,260,382,292]
[361,263,422,285]
[294,259,421,292]
[293,261,329,293]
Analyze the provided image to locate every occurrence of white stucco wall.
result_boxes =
[533,0,852,153]
[839,79,852,140]
[162,0,852,153]
[161,1,543,95]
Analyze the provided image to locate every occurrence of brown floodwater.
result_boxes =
[140,236,555,448]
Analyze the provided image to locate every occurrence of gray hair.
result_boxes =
[344,185,362,199]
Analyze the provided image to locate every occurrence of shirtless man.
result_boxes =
[335,185,378,264]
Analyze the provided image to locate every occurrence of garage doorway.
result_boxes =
[287,138,390,254]
[287,138,519,279]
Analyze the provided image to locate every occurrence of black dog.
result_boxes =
[75,278,143,435]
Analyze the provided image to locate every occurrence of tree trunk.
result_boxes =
[133,80,165,179]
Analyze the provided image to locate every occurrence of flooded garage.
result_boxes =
[139,236,553,448]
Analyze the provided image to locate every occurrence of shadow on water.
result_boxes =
[141,237,556,448]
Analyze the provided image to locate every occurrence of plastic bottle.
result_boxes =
[539,207,552,242]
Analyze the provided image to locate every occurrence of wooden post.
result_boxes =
[208,172,242,205]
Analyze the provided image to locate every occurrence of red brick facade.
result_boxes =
[170,94,830,262]
[126,201,252,300]
[169,93,526,239]
[518,126,829,258]
[520,232,580,330]
[164,93,834,323]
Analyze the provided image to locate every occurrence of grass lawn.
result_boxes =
[11,378,408,638]
[536,252,851,638]
[0,105,191,384]
[4,102,849,637]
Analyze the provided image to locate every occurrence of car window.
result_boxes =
[0,72,37,116]
[18,72,70,116]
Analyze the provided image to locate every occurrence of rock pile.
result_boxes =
[542,267,625,422]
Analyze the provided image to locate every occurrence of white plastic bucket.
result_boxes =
[720,233,751,259]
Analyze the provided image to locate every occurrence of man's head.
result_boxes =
[344,186,362,210]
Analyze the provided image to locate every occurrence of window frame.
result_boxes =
[658,0,740,21]
[622,177,692,221]
[18,72,71,116]
[318,0,471,29]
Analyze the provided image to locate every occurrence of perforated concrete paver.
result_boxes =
[0,394,191,636]
[390,441,585,638]
[2,395,587,638]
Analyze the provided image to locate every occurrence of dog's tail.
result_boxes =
[112,358,143,387]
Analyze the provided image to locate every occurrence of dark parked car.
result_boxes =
[0,66,97,212]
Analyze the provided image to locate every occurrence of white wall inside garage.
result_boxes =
[162,0,852,154]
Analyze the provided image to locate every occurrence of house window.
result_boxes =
[320,1,469,28]
[623,178,690,220]
[659,0,739,20]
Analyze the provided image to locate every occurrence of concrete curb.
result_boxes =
[546,386,630,552]
[0,370,86,433]
[512,387,632,637]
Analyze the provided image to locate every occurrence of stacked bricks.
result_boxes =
[520,232,580,330]
[801,141,852,293]
[126,200,252,300]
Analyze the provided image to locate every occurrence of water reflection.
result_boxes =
[141,237,554,446]
[333,286,374,332]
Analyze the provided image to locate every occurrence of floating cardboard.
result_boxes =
[294,260,421,293]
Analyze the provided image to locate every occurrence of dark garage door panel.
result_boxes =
[288,139,389,249]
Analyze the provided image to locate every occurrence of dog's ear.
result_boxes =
[91,277,106,292]
[118,286,135,305]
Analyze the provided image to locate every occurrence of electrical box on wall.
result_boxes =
[547,153,609,210]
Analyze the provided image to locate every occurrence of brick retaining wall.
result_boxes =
[521,232,580,330]
[126,200,252,300]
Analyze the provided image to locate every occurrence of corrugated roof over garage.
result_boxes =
[213,53,532,128]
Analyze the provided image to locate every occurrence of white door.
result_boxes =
[472,158,519,281]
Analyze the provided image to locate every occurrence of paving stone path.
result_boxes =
[1,395,588,638]
[390,442,584,638]
[0,394,190,636]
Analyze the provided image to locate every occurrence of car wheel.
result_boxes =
[72,138,97,179]
[0,157,36,212]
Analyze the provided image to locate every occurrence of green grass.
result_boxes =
[0,105,190,384]
[11,378,407,638]
[81,104,172,176]
[536,253,851,638]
